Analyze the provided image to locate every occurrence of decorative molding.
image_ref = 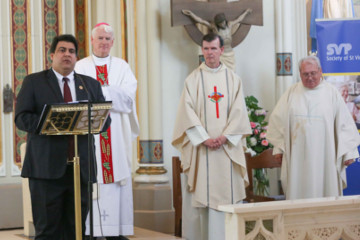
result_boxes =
[75,0,88,59]
[139,140,163,164]
[136,140,167,181]
[121,0,128,61]
[276,53,292,76]
[42,0,60,69]
[220,196,360,240]
[11,0,30,170]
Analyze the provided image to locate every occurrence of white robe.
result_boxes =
[172,62,251,209]
[75,55,139,236]
[267,80,360,200]
[172,63,251,239]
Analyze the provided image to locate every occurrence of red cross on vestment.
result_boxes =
[208,86,224,119]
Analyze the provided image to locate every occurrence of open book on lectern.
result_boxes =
[36,101,112,135]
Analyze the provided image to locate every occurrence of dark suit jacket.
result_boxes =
[15,69,110,183]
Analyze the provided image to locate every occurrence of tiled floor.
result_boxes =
[0,227,185,240]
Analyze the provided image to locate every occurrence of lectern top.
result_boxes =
[36,101,112,135]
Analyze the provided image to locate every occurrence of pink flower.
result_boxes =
[260,132,266,139]
[250,122,256,128]
[254,129,259,134]
[261,140,269,146]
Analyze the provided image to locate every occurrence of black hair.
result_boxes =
[50,34,78,55]
[202,32,224,48]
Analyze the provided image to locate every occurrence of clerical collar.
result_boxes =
[204,63,222,73]
[92,54,111,66]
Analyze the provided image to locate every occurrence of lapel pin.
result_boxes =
[79,86,84,90]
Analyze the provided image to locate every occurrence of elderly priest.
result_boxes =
[267,55,360,200]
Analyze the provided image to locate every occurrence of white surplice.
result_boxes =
[267,80,360,200]
[75,55,139,236]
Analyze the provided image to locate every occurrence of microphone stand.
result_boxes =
[87,99,94,240]
[78,74,95,240]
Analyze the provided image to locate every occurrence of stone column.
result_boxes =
[135,0,168,183]
[132,1,174,234]
[274,0,294,100]
[293,0,308,79]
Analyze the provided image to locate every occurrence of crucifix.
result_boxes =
[171,0,263,47]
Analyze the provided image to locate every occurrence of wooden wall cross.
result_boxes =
[171,0,263,47]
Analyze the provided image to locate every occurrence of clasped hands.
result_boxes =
[203,136,227,150]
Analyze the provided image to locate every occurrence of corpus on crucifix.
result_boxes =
[171,0,263,70]
[182,8,252,70]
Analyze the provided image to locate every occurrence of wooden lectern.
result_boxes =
[37,101,111,240]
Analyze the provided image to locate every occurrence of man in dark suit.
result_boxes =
[15,34,110,240]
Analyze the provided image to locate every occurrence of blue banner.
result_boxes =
[316,19,360,196]
[343,149,360,196]
[316,19,360,75]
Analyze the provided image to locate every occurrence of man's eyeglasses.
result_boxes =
[301,71,319,78]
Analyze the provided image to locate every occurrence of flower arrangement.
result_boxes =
[245,95,273,196]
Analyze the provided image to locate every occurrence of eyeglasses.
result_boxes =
[301,71,319,78]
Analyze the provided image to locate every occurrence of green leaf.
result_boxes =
[101,132,109,139]
[103,162,111,170]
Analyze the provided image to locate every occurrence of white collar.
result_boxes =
[203,62,223,73]
[52,68,74,82]
[92,54,111,66]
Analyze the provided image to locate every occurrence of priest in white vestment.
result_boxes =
[172,33,251,240]
[267,56,360,200]
[75,23,139,240]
